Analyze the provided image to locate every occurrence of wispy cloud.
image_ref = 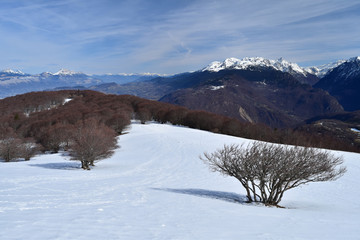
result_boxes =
[0,0,359,74]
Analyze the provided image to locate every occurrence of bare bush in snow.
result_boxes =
[69,119,118,170]
[0,137,22,162]
[201,142,346,206]
[18,139,41,161]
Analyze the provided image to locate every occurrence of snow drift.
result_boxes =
[0,123,359,239]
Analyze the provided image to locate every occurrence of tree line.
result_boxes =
[0,90,358,166]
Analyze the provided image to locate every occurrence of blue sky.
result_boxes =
[0,0,359,74]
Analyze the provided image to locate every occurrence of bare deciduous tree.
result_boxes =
[200,142,346,206]
[0,134,39,162]
[18,139,41,161]
[70,119,118,170]
[106,112,131,134]
[136,108,152,124]
[0,137,22,162]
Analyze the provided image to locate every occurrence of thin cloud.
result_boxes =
[0,0,359,74]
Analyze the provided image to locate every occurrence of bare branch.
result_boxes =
[200,142,346,206]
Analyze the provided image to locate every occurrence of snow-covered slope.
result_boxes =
[203,57,310,76]
[1,123,359,239]
[305,60,347,78]
[330,56,360,80]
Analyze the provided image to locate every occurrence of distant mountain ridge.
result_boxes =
[203,57,308,75]
[202,57,349,78]
[0,69,166,98]
[201,57,352,85]
[1,57,359,154]
[159,68,343,128]
[1,56,360,119]
[92,56,355,99]
[0,56,353,93]
[85,55,360,127]
[314,56,360,111]
[0,69,26,76]
[305,60,346,78]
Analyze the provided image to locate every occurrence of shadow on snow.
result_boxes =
[29,162,81,170]
[152,188,247,204]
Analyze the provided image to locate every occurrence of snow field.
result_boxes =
[0,122,359,239]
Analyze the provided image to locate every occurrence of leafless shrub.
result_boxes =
[17,139,41,161]
[0,137,22,162]
[200,141,346,206]
[69,119,118,170]
[0,134,39,162]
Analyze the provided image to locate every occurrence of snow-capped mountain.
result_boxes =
[0,69,37,87]
[329,56,360,80]
[203,57,309,76]
[0,68,26,76]
[53,69,84,76]
[0,68,167,98]
[314,56,360,111]
[201,56,355,79]
[0,69,99,98]
[202,57,322,85]
[314,56,360,83]
[305,60,346,78]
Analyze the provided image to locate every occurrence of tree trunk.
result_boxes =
[81,160,90,170]
[239,179,253,202]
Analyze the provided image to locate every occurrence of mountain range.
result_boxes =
[201,57,345,84]
[0,69,164,98]
[89,56,358,100]
[0,56,352,97]
[158,68,342,128]
[85,56,358,127]
[1,56,360,129]
[314,57,360,111]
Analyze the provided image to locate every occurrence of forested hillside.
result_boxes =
[0,90,359,159]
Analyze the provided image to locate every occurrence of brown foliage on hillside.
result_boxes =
[0,89,358,161]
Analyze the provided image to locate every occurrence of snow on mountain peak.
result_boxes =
[305,57,360,78]
[0,68,24,75]
[348,56,360,63]
[304,60,346,78]
[203,61,223,72]
[202,57,307,76]
[53,69,82,76]
[334,56,360,80]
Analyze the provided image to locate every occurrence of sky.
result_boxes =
[0,0,359,74]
